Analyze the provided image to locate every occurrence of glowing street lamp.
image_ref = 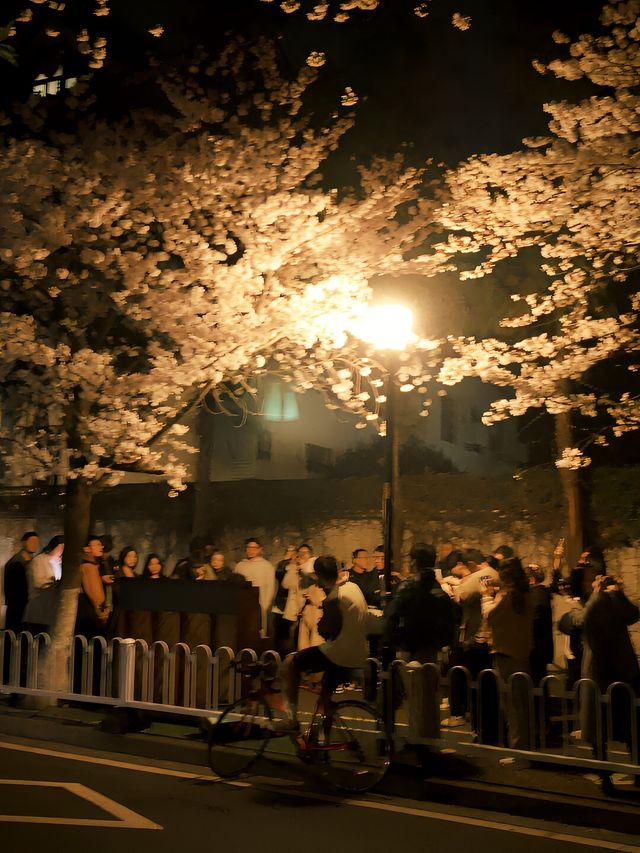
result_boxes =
[349,304,415,353]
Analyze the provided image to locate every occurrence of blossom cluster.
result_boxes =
[0,38,443,492]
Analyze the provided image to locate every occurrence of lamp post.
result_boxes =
[350,304,415,601]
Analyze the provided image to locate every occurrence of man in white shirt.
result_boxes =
[444,548,500,728]
[234,537,276,638]
[278,555,368,729]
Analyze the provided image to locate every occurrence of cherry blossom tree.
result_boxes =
[0,37,442,679]
[432,0,639,563]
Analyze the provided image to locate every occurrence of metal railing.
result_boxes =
[1,630,638,777]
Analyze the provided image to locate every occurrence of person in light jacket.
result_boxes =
[24,535,64,634]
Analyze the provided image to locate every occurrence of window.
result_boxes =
[469,405,483,424]
[305,443,333,474]
[256,427,272,461]
[488,426,503,455]
[33,66,77,98]
[440,396,457,443]
[263,382,299,422]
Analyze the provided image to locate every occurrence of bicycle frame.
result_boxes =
[254,676,356,757]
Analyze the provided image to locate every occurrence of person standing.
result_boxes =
[114,547,138,579]
[282,544,316,624]
[525,564,554,684]
[384,542,459,664]
[348,548,380,607]
[99,534,118,610]
[142,554,168,580]
[449,549,499,670]
[24,535,64,634]
[583,574,640,793]
[234,538,276,638]
[75,535,109,639]
[271,544,297,655]
[482,557,534,749]
[444,548,500,730]
[209,549,236,581]
[3,531,39,632]
[295,543,315,576]
[436,542,463,579]
[583,574,640,692]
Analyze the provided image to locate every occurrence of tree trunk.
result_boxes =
[193,405,215,538]
[48,476,93,693]
[554,411,584,571]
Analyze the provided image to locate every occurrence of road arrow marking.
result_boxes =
[0,780,161,829]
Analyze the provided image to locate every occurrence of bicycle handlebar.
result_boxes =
[230,659,278,678]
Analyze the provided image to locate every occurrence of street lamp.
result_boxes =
[350,304,415,600]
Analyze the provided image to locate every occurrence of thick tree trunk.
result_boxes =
[47,476,93,693]
[554,412,584,571]
[193,405,215,538]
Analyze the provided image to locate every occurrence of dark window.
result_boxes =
[464,442,484,454]
[305,443,333,474]
[469,405,483,424]
[488,426,502,455]
[440,396,457,443]
[257,427,272,461]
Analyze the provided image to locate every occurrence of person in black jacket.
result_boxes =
[384,542,459,664]
[3,531,39,632]
[525,564,554,684]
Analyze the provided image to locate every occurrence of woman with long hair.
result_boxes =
[142,554,166,580]
[115,546,138,578]
[482,556,534,749]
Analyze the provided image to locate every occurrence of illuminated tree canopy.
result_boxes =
[0,38,441,498]
[434,0,640,467]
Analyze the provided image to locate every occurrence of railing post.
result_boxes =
[117,638,136,702]
[403,661,441,740]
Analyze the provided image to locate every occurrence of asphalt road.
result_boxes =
[0,735,638,853]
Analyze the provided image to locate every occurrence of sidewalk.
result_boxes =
[0,697,638,832]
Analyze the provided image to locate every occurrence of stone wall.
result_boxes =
[1,467,638,579]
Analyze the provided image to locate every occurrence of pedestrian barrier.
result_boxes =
[1,629,638,779]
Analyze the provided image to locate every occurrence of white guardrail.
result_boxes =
[1,629,639,777]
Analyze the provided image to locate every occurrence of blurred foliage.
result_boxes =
[329,436,457,478]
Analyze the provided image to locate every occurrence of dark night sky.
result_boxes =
[103,0,605,165]
[3,0,605,165]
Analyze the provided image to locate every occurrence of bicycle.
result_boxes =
[207,659,391,793]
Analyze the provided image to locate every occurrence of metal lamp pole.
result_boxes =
[382,355,400,603]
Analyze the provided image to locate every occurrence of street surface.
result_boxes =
[0,735,638,853]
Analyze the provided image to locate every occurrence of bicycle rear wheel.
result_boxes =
[322,700,391,792]
[208,696,273,778]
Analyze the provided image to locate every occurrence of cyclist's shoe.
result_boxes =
[272,717,300,733]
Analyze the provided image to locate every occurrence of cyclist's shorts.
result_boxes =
[293,646,352,694]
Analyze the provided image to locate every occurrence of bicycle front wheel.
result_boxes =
[208,696,273,778]
[322,700,391,793]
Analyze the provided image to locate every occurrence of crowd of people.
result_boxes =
[2,531,639,714]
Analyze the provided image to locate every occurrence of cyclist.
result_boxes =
[278,554,368,730]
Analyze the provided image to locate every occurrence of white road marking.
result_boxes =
[0,739,212,780]
[0,779,161,829]
[0,739,637,850]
